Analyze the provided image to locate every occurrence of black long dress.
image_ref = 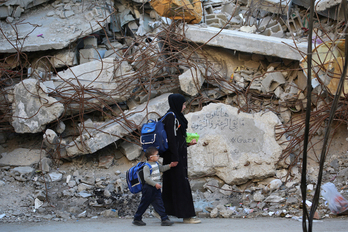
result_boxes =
[161,113,196,218]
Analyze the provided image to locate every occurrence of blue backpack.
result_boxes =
[140,112,177,154]
[126,162,153,194]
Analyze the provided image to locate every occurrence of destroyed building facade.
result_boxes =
[0,0,347,223]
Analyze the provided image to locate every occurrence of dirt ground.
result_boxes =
[1,122,348,222]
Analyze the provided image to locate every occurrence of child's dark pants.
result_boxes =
[134,184,168,221]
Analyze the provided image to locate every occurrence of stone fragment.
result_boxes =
[11,79,64,133]
[261,72,286,93]
[11,166,34,181]
[253,191,265,202]
[179,67,205,96]
[46,11,55,17]
[66,93,171,157]
[220,208,234,218]
[210,207,219,218]
[286,196,298,205]
[39,157,51,173]
[186,103,285,184]
[0,148,44,166]
[101,209,118,217]
[78,183,94,192]
[48,172,63,182]
[98,155,114,169]
[268,179,282,191]
[51,50,77,68]
[119,141,141,161]
[79,48,100,64]
[264,194,285,203]
[219,184,233,196]
[56,121,66,134]
[240,25,257,33]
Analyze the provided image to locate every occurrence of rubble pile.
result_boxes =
[0,0,348,224]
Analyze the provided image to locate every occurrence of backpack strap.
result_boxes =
[160,112,179,136]
[145,163,153,174]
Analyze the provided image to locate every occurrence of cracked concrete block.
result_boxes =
[205,14,227,28]
[288,10,303,34]
[204,4,214,14]
[51,50,77,68]
[294,71,307,91]
[179,67,205,96]
[221,2,240,16]
[119,141,142,161]
[84,37,97,48]
[0,6,10,18]
[79,48,100,64]
[261,72,286,92]
[240,25,257,33]
[13,6,23,18]
[11,79,64,133]
[258,16,276,31]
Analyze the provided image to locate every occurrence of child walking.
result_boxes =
[133,147,176,226]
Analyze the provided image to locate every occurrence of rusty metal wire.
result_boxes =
[0,3,347,169]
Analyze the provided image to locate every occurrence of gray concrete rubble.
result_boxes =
[0,0,113,53]
[183,25,307,61]
[65,93,172,157]
[11,79,64,133]
[0,148,45,166]
[185,103,287,185]
[52,58,136,113]
[0,0,347,225]
[0,0,50,19]
[179,67,205,96]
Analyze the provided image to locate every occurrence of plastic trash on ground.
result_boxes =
[321,182,348,214]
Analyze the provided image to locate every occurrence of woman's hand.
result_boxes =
[155,183,162,189]
[170,162,178,167]
[188,139,197,146]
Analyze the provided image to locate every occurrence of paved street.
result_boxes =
[1,217,347,232]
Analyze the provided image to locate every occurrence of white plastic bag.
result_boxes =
[321,182,348,214]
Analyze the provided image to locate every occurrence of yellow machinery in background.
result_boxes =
[150,0,202,24]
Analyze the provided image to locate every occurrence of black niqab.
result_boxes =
[168,94,188,135]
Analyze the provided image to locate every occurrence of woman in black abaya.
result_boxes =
[161,93,201,224]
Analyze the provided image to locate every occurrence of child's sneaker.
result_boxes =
[132,219,146,226]
[161,219,174,226]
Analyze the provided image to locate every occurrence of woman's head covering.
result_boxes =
[168,93,188,135]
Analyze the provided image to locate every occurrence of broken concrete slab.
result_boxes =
[0,148,45,166]
[0,0,113,53]
[50,49,77,68]
[186,103,285,185]
[119,141,142,161]
[261,72,286,93]
[248,0,288,14]
[11,79,64,133]
[179,67,205,96]
[183,25,308,61]
[52,58,136,112]
[65,93,172,157]
[0,0,50,19]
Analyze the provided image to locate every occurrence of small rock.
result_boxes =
[6,17,14,23]
[47,11,55,17]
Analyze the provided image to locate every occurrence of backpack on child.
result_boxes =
[126,162,153,194]
[140,112,178,154]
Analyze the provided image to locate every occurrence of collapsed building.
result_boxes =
[0,0,348,222]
